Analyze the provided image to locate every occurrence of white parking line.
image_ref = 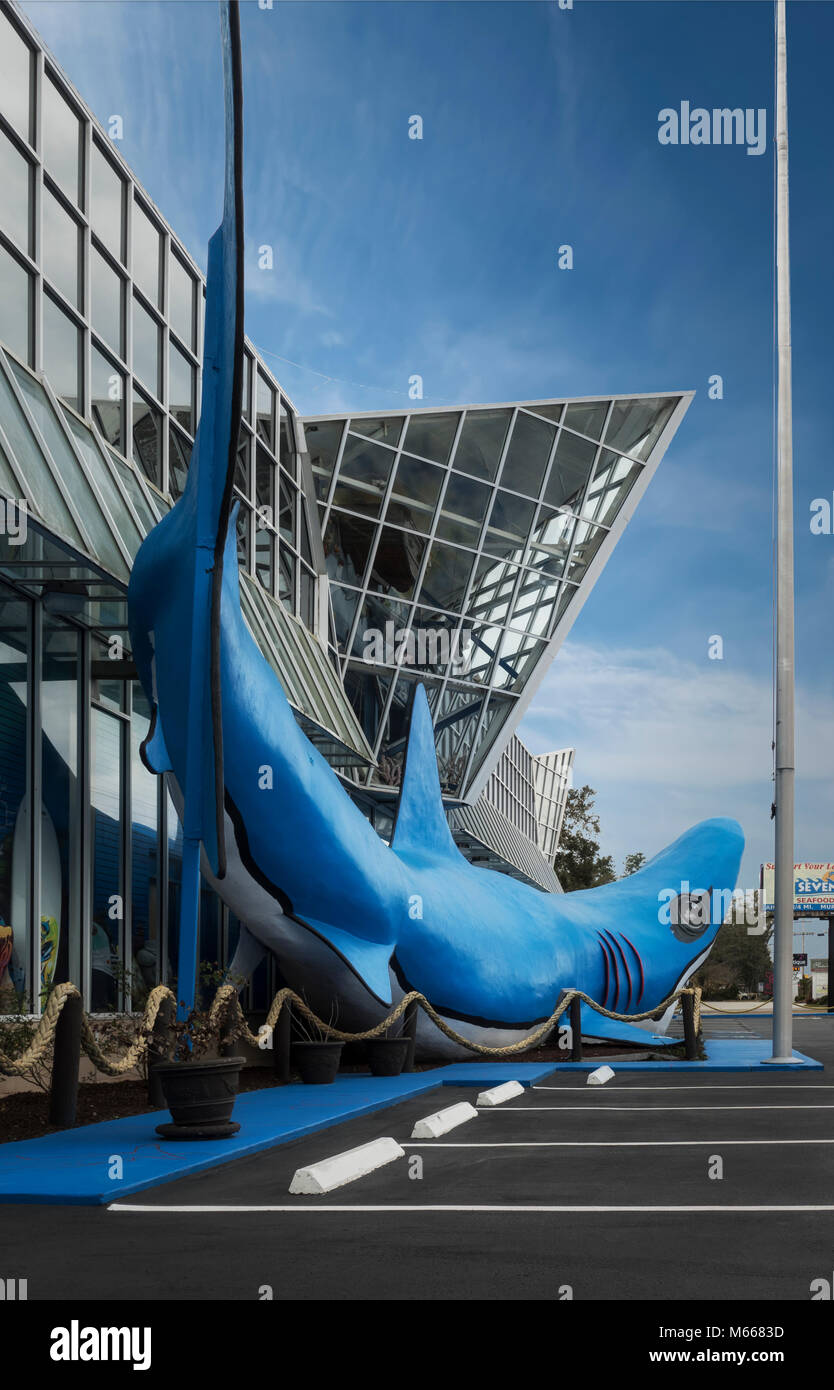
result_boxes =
[402,1138,834,1148]
[109,1203,834,1214]
[484,1104,834,1112]
[533,1084,834,1092]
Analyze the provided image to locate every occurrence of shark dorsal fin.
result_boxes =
[391,684,461,861]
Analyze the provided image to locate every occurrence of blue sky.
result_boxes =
[23,0,834,893]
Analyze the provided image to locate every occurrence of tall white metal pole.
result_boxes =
[770,0,797,1062]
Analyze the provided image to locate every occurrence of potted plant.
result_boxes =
[364,1030,411,1077]
[292,1000,343,1084]
[153,972,246,1139]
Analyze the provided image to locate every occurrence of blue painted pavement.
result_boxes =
[0,1044,821,1206]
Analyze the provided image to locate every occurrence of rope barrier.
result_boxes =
[0,979,702,1078]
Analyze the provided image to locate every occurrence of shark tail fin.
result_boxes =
[391,684,463,861]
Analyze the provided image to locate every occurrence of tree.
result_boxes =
[623,852,646,877]
[694,917,773,997]
[553,785,616,892]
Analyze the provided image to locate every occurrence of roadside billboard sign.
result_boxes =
[761,863,834,915]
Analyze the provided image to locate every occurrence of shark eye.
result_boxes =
[669,890,713,942]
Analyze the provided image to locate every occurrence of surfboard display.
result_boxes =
[10,796,62,1008]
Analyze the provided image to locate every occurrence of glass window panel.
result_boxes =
[0,243,31,364]
[403,412,459,465]
[242,354,252,418]
[349,415,403,448]
[132,200,161,307]
[605,396,677,462]
[237,504,250,569]
[493,631,545,691]
[340,434,394,493]
[332,477,385,519]
[42,294,81,411]
[279,403,294,475]
[0,587,30,1012]
[91,707,123,1010]
[366,525,425,601]
[0,128,31,253]
[278,547,294,610]
[508,569,560,636]
[434,472,490,546]
[130,683,160,1005]
[90,345,124,452]
[169,252,195,350]
[132,296,160,397]
[255,523,274,594]
[581,449,641,529]
[90,142,124,261]
[543,429,597,511]
[526,504,576,578]
[168,424,191,501]
[566,520,607,585]
[0,362,81,543]
[256,371,274,447]
[235,427,250,498]
[132,391,162,488]
[255,442,274,516]
[465,553,518,626]
[278,474,296,545]
[11,362,127,575]
[483,490,535,559]
[351,596,413,662]
[297,499,312,564]
[38,613,79,997]
[387,454,444,534]
[418,541,476,615]
[169,340,194,432]
[91,246,123,355]
[305,418,344,499]
[0,12,32,142]
[525,401,563,425]
[323,512,376,590]
[108,450,157,534]
[563,400,609,440]
[501,411,555,498]
[298,564,315,630]
[66,412,141,558]
[42,188,80,308]
[91,346,125,450]
[554,581,578,625]
[452,408,510,481]
[43,76,81,205]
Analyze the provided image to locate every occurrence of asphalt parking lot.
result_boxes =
[5,1013,834,1301]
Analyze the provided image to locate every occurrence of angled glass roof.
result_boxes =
[0,345,375,769]
[302,392,691,800]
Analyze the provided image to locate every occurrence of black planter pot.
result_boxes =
[293,1041,343,1084]
[154,1055,245,1139]
[364,1038,410,1077]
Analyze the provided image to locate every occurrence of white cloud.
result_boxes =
[521,641,834,883]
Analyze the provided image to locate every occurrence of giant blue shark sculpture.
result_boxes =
[128,0,744,1053]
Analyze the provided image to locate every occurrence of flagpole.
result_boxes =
[769,0,797,1062]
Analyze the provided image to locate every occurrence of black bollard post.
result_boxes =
[682,991,697,1061]
[48,991,83,1128]
[402,999,418,1073]
[570,994,583,1062]
[147,995,175,1107]
[273,1000,291,1083]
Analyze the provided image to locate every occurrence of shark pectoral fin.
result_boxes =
[391,683,462,861]
[299,917,394,1006]
[141,702,173,774]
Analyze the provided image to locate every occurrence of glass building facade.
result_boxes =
[0,1,692,1015]
[306,394,684,801]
